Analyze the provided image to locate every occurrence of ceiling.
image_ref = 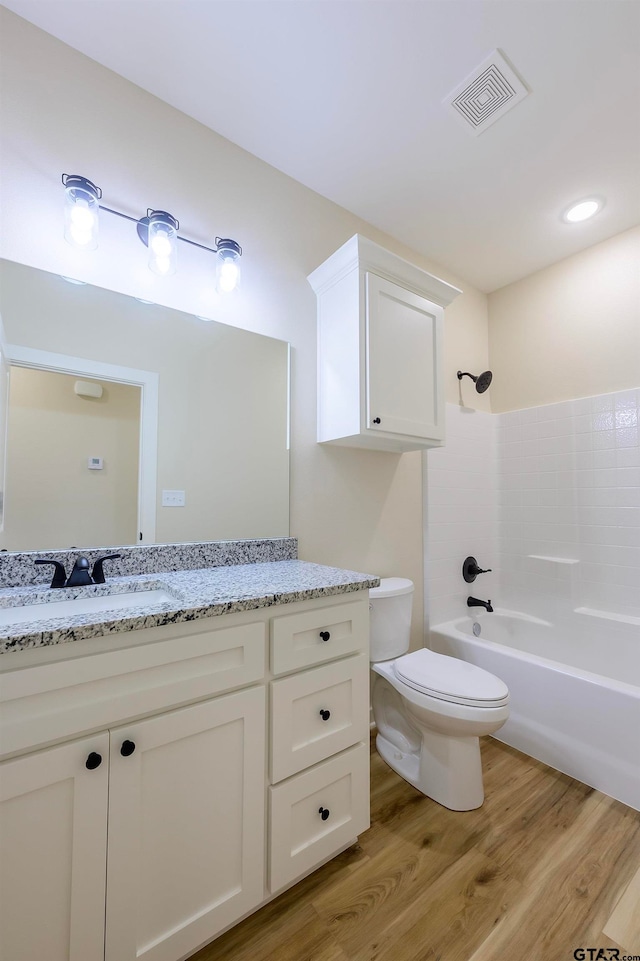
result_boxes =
[3,0,640,292]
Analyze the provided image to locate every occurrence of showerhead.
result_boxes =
[457,370,493,394]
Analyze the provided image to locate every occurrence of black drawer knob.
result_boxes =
[318,807,330,821]
[373,417,381,424]
[319,709,331,721]
[319,631,330,642]
[120,740,136,757]
[85,752,102,770]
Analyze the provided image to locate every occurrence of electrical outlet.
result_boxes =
[162,490,186,507]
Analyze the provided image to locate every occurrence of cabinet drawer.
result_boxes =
[0,620,266,759]
[270,654,369,782]
[269,742,369,893]
[270,599,368,675]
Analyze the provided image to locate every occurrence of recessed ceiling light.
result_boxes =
[60,275,87,285]
[562,198,603,223]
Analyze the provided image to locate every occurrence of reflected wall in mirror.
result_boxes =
[5,367,141,550]
[0,259,290,551]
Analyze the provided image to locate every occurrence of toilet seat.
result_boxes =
[393,649,509,708]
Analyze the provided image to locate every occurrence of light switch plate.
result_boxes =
[162,490,185,507]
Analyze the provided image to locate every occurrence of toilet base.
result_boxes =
[375,727,485,811]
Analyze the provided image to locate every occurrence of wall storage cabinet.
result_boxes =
[308,234,461,452]
[0,592,371,961]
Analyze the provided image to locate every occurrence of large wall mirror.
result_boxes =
[0,259,290,551]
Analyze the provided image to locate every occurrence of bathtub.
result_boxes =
[429,610,640,811]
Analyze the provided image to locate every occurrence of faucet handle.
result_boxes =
[35,558,67,589]
[91,553,122,584]
[462,556,492,583]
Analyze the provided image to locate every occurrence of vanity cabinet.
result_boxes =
[0,591,371,961]
[0,688,265,961]
[308,234,461,452]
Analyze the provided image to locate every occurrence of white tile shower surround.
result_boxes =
[425,390,640,629]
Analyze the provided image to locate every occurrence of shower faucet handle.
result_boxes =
[462,556,492,583]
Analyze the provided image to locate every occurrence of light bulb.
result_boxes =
[218,259,239,293]
[70,201,94,229]
[153,256,172,276]
[150,233,172,257]
[146,211,178,276]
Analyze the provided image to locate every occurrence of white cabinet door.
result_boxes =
[105,686,266,961]
[0,733,109,961]
[365,272,444,441]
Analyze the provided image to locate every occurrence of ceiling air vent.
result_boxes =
[444,49,529,136]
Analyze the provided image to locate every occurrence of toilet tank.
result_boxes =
[369,577,414,662]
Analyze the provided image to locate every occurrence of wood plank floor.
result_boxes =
[191,736,640,961]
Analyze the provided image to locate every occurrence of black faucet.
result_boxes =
[35,554,122,589]
[467,596,493,613]
[65,556,93,587]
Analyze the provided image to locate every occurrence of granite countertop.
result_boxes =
[0,560,380,655]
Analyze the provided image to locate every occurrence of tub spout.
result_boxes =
[467,596,493,613]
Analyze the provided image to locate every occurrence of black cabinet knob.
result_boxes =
[372,417,381,425]
[318,807,330,821]
[319,631,330,642]
[319,709,331,721]
[85,751,102,770]
[120,740,136,757]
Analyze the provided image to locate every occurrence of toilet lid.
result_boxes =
[393,649,509,707]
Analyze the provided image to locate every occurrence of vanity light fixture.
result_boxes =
[562,197,603,223]
[62,174,242,292]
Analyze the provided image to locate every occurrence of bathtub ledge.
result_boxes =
[574,606,640,627]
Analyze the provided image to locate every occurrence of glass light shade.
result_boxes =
[63,175,100,250]
[147,211,178,276]
[216,239,242,293]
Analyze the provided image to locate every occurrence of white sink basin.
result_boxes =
[0,589,177,628]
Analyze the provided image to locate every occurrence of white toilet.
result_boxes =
[370,577,509,811]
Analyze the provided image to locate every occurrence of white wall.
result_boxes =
[489,227,640,412]
[0,9,491,649]
[424,404,497,630]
